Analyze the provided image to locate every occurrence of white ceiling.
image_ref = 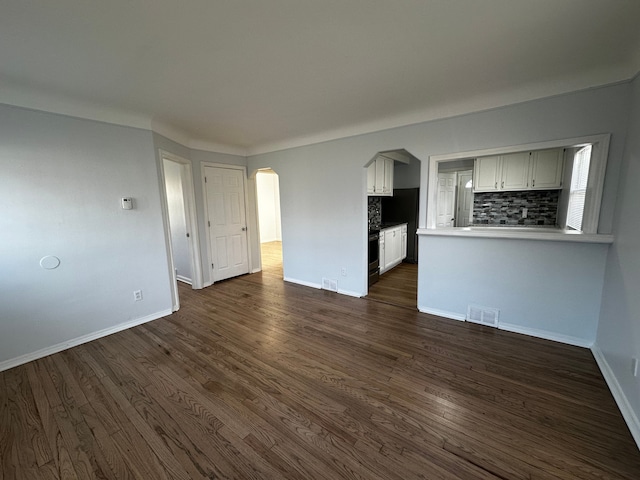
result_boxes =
[2,1,640,155]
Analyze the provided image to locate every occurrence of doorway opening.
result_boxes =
[255,169,283,280]
[365,149,420,309]
[160,151,202,312]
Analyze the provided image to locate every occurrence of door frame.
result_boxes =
[158,150,204,311]
[201,162,255,285]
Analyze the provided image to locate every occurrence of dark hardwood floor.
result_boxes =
[2,242,640,479]
[366,262,418,310]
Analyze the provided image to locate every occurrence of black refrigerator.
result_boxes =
[381,188,419,264]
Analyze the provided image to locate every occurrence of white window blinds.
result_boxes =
[567,145,591,231]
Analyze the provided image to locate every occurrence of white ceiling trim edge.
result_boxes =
[247,67,635,157]
[0,82,247,157]
[150,120,247,157]
[0,82,151,131]
[2,64,637,159]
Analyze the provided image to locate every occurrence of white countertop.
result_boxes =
[417,226,614,244]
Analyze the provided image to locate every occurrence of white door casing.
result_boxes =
[456,170,474,227]
[204,166,250,282]
[163,159,193,283]
[159,150,203,312]
[436,172,457,227]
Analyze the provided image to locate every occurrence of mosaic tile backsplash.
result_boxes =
[368,196,381,230]
[473,190,559,226]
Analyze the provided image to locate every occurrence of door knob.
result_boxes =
[241,227,247,231]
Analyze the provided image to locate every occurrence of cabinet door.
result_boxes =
[367,163,376,194]
[501,152,530,190]
[383,157,394,195]
[473,156,501,191]
[401,225,407,260]
[530,148,564,189]
[383,229,401,270]
[374,158,385,194]
[379,234,385,270]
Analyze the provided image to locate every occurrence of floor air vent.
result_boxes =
[321,278,338,292]
[467,305,500,327]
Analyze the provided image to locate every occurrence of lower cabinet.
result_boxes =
[379,224,407,274]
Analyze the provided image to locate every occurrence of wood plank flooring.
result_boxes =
[2,242,640,479]
[366,262,418,310]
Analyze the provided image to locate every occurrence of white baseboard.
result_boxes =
[283,277,321,289]
[0,309,172,373]
[283,277,363,298]
[251,267,262,274]
[498,322,593,348]
[418,307,466,321]
[592,345,640,450]
[338,288,363,298]
[176,275,192,285]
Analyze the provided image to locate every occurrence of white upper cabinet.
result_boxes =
[366,162,376,194]
[530,148,564,189]
[473,155,502,191]
[367,156,394,196]
[474,148,563,192]
[501,152,530,190]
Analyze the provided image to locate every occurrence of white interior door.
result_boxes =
[163,159,193,283]
[456,170,474,227]
[436,172,457,227]
[205,166,250,282]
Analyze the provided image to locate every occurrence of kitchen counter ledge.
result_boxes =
[417,227,614,244]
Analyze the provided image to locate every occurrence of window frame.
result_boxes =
[566,145,592,231]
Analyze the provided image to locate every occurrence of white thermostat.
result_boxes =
[121,197,133,210]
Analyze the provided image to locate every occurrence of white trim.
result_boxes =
[498,322,593,348]
[426,134,611,234]
[151,119,247,156]
[592,345,640,449]
[337,288,363,298]
[418,307,467,321]
[159,150,204,312]
[416,309,594,348]
[0,309,172,373]
[246,81,631,156]
[417,227,614,244]
[283,278,361,297]
[251,267,262,274]
[176,275,192,285]
[283,277,322,289]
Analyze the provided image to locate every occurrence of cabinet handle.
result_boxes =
[532,179,535,187]
[501,181,504,188]
[495,182,497,189]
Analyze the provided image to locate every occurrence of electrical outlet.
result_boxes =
[341,267,347,277]
[632,357,639,377]
[133,290,143,302]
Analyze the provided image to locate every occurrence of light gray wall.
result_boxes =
[163,159,192,281]
[420,236,609,344]
[597,74,640,443]
[248,81,630,339]
[0,104,172,364]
